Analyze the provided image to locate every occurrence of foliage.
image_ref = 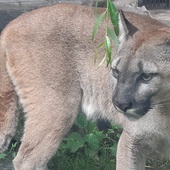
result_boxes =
[92,0,119,66]
[48,113,122,170]
[0,140,19,161]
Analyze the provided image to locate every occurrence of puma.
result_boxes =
[0,3,169,170]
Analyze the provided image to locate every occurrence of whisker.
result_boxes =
[152,99,170,106]
[134,105,152,112]
[152,102,170,107]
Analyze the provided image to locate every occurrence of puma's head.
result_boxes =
[112,11,170,118]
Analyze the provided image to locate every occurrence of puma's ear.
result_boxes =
[118,10,138,42]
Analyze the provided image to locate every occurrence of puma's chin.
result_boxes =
[115,106,150,118]
[125,109,146,117]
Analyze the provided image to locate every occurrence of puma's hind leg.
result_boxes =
[13,87,81,170]
[0,89,18,153]
[0,46,18,153]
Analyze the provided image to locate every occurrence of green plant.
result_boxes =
[0,141,19,160]
[92,0,119,66]
[48,113,122,170]
[0,153,6,160]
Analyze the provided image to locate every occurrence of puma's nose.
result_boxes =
[113,99,132,113]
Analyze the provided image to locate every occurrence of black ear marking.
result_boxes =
[119,10,138,37]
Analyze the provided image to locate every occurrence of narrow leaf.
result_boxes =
[99,42,105,48]
[105,36,111,57]
[108,0,117,12]
[114,24,119,36]
[113,12,119,36]
[92,11,106,41]
[108,0,118,25]
[98,54,106,67]
[107,0,119,36]
[107,27,119,45]
[105,36,112,66]
[94,0,99,19]
[94,43,105,63]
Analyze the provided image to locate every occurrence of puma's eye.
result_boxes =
[141,73,153,81]
[112,69,119,79]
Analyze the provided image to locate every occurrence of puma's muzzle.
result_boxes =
[112,93,151,117]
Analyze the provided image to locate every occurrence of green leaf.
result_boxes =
[114,13,119,36]
[84,148,97,158]
[95,131,106,140]
[85,133,100,151]
[107,27,119,46]
[99,42,105,48]
[94,0,99,19]
[75,113,88,128]
[107,0,119,36]
[110,143,118,157]
[68,132,85,147]
[87,121,97,133]
[105,36,112,66]
[71,141,83,153]
[98,54,106,67]
[0,154,6,159]
[94,43,105,63]
[92,11,106,41]
[108,0,117,25]
[108,128,115,134]
[12,152,17,158]
[60,138,74,149]
[68,132,82,141]
[116,133,121,139]
[108,0,117,13]
[111,124,121,130]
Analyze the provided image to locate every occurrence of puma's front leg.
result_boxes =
[116,131,146,170]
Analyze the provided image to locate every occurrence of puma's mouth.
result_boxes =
[115,103,151,118]
[125,106,151,117]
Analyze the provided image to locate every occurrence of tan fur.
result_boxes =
[0,3,169,170]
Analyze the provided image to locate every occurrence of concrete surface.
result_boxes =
[150,9,170,25]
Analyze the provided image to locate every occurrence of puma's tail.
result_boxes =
[0,35,18,153]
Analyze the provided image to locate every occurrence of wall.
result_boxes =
[0,0,137,9]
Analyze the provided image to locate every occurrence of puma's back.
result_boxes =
[0,3,169,170]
